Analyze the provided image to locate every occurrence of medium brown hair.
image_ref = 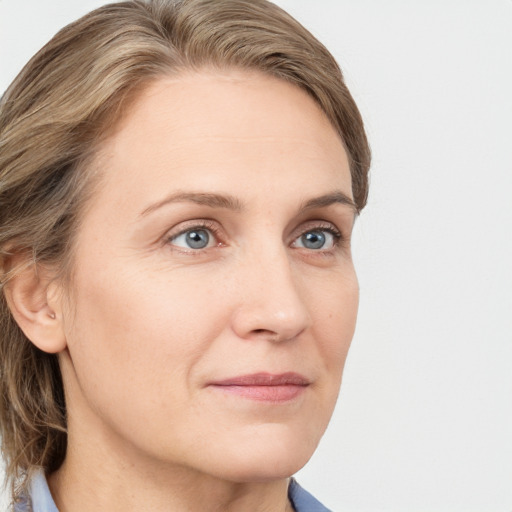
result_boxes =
[0,0,370,501]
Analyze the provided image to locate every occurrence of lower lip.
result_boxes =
[210,384,307,402]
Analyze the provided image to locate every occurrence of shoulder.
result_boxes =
[288,478,332,512]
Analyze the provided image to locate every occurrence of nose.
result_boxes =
[230,247,312,343]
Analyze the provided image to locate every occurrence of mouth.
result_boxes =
[208,372,310,403]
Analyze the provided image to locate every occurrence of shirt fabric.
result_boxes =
[17,470,331,512]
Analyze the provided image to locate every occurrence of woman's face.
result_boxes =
[58,70,358,481]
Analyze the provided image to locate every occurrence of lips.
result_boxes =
[208,372,309,402]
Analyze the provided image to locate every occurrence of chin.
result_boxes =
[203,425,321,483]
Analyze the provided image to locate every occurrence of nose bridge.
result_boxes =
[231,237,311,342]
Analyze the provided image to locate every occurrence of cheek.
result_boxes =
[309,267,359,387]
[311,265,358,342]
[62,259,230,414]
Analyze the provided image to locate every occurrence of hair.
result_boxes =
[0,0,370,502]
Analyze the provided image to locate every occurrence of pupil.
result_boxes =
[303,231,325,249]
[186,230,209,249]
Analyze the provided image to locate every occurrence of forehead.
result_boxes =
[88,69,351,215]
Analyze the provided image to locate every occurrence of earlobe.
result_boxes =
[4,259,67,354]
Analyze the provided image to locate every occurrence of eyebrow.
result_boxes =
[299,191,357,215]
[140,190,357,217]
[140,192,245,217]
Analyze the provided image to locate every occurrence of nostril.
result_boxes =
[247,329,286,344]
[251,329,278,338]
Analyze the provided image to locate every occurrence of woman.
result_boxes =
[0,0,370,510]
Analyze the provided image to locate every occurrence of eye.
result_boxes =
[292,228,339,250]
[169,227,216,250]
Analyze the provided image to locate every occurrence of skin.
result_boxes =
[16,70,359,511]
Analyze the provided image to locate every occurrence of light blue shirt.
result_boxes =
[17,470,331,511]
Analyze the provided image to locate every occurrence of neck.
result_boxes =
[49,461,294,512]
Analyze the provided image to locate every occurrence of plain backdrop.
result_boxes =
[1,1,511,511]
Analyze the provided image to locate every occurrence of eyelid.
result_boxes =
[164,219,224,251]
[161,218,346,254]
[292,220,343,242]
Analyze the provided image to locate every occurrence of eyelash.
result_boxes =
[293,222,344,255]
[164,219,344,254]
[164,219,222,253]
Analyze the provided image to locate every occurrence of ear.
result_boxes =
[4,256,67,354]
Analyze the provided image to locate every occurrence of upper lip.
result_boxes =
[209,372,310,386]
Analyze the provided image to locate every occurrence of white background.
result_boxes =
[1,1,511,511]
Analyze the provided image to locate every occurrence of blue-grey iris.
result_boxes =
[186,229,210,249]
[301,231,325,249]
